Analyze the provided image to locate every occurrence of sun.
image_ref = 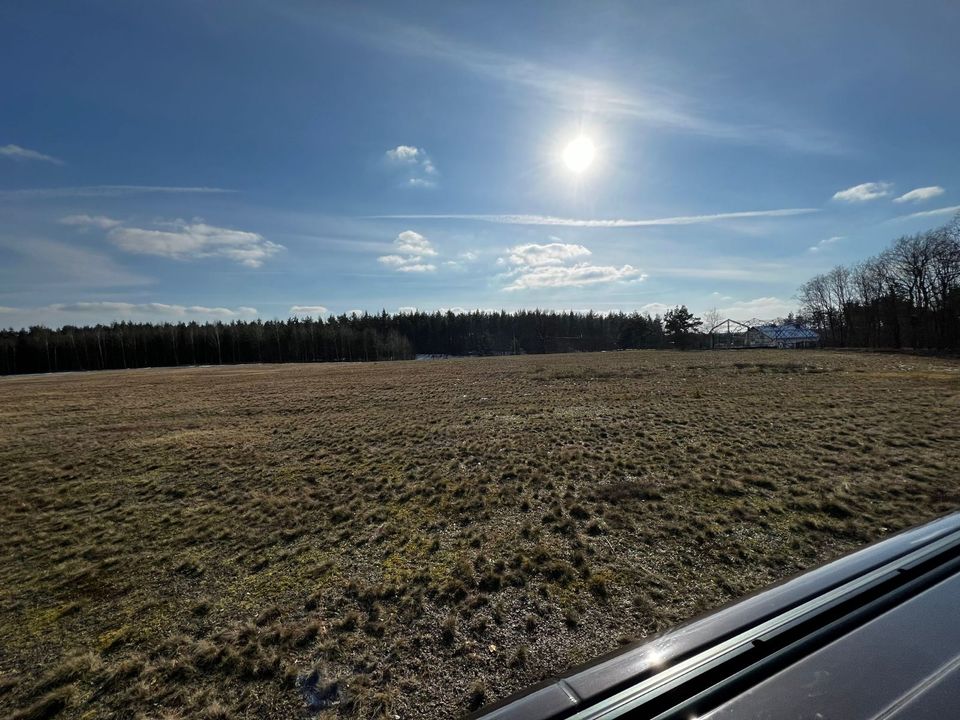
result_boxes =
[562,136,595,173]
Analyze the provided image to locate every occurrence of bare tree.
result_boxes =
[702,307,723,332]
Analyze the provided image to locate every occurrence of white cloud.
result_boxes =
[0,185,233,201]
[832,182,893,202]
[398,306,418,314]
[59,214,123,229]
[378,230,438,272]
[370,207,818,227]
[504,263,645,291]
[893,186,945,203]
[378,254,408,267]
[94,219,282,267]
[808,235,844,253]
[385,145,437,188]
[0,144,64,165]
[385,145,421,163]
[394,230,437,256]
[498,239,642,291]
[290,305,329,316]
[504,242,591,267]
[718,296,797,320]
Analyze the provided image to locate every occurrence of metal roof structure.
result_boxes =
[754,324,819,341]
[707,318,819,348]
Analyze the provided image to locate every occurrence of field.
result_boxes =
[2,350,960,719]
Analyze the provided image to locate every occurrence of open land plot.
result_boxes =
[2,349,960,719]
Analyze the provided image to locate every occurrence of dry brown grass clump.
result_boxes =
[1,350,959,718]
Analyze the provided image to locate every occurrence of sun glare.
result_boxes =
[562,136,595,173]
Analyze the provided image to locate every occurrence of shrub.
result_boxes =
[508,646,528,668]
[466,680,487,711]
[588,570,614,598]
[441,613,457,646]
[335,611,361,633]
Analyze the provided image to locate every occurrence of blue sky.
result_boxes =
[2,0,959,329]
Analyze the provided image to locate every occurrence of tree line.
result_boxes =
[799,214,960,349]
[0,310,698,375]
[8,214,955,375]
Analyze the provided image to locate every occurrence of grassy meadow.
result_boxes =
[2,350,960,719]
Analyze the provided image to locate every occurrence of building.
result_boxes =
[710,319,819,349]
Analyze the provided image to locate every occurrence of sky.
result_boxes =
[2,0,959,330]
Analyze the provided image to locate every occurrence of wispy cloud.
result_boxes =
[370,208,817,228]
[46,302,258,318]
[718,296,798,320]
[0,302,260,329]
[378,230,437,272]
[384,145,437,188]
[379,258,436,273]
[653,263,788,282]
[290,305,329,316]
[308,11,841,153]
[109,221,282,268]
[0,300,259,328]
[809,235,844,253]
[0,144,64,165]
[61,215,282,268]
[893,186,945,203]
[59,214,123,229]
[0,236,148,289]
[407,178,435,188]
[443,249,481,270]
[0,185,234,201]
[832,182,892,202]
[891,205,960,221]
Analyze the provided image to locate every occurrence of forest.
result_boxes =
[799,214,960,349]
[2,215,958,375]
[0,309,687,375]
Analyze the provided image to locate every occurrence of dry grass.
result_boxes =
[1,350,959,719]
